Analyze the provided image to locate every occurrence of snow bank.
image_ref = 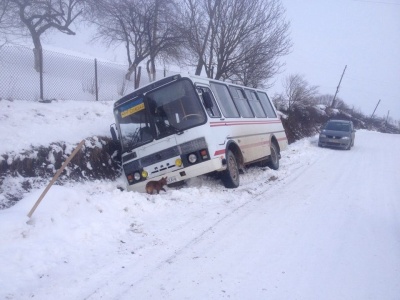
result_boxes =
[0,99,114,155]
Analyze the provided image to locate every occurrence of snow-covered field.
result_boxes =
[1,100,399,300]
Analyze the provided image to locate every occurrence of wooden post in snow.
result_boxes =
[27,140,86,218]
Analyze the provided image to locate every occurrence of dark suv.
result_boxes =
[318,119,355,150]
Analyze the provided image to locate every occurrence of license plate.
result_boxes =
[167,176,177,184]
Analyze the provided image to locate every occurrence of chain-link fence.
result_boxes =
[0,44,179,102]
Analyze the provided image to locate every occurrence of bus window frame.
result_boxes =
[195,84,222,118]
[228,85,255,118]
[210,82,240,118]
[244,89,267,118]
[257,91,277,118]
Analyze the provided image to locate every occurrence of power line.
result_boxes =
[352,0,400,5]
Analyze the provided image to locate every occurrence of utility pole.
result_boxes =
[385,110,390,127]
[370,99,381,119]
[331,65,347,108]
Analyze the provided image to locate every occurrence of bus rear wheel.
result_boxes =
[221,150,240,188]
[267,142,280,170]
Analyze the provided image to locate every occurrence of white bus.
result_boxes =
[111,74,288,192]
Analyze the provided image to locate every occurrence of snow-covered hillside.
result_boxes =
[0,100,400,300]
[0,99,114,154]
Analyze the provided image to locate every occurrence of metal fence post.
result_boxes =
[95,58,99,101]
[40,48,44,101]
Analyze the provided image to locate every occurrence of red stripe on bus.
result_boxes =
[214,141,269,156]
[210,120,282,127]
[213,136,286,157]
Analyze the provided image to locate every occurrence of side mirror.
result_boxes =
[110,123,119,142]
[203,91,214,109]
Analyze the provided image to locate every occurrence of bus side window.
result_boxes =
[197,87,221,118]
[210,82,240,118]
[228,86,254,118]
[257,91,277,118]
[245,90,267,118]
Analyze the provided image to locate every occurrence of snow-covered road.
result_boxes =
[1,130,400,300]
[103,130,400,300]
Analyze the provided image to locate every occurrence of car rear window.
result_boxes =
[325,122,350,131]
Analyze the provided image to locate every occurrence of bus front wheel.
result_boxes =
[221,150,240,188]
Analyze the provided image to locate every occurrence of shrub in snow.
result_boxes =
[0,137,121,209]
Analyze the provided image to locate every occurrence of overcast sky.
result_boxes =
[44,0,400,121]
[273,0,400,121]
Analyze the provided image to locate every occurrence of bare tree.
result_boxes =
[4,0,84,71]
[181,0,291,86]
[278,74,319,112]
[334,97,350,111]
[0,0,19,46]
[0,0,9,34]
[143,0,182,82]
[87,0,149,86]
[180,0,220,75]
[315,94,333,106]
[87,0,182,87]
[0,1,8,45]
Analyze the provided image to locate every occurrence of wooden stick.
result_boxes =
[27,140,86,218]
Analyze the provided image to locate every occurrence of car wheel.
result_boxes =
[267,142,280,170]
[221,150,240,188]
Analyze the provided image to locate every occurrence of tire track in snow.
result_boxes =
[83,141,325,299]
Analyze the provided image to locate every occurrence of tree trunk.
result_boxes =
[147,58,156,82]
[32,35,43,73]
[195,60,203,76]
[135,66,142,89]
[146,59,151,82]
[125,62,137,80]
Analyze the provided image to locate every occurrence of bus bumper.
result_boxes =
[125,157,225,193]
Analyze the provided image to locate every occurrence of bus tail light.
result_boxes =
[127,174,134,183]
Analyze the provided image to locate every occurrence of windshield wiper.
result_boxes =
[170,125,184,135]
[124,128,140,153]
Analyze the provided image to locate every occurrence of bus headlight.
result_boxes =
[188,153,198,164]
[133,172,141,181]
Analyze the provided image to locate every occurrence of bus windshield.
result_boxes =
[115,79,207,153]
[115,97,153,152]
